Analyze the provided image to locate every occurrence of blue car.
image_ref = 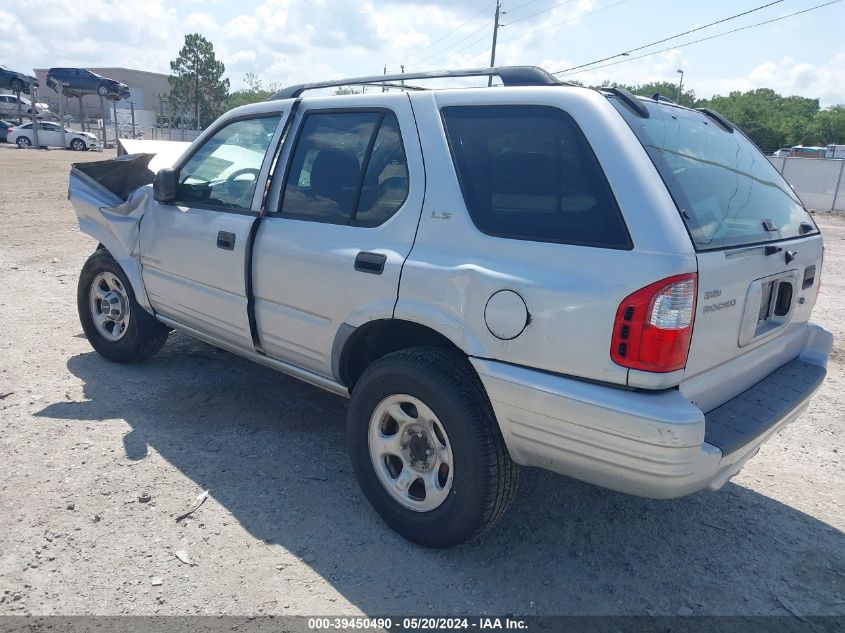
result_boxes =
[46,68,130,101]
[0,119,15,142]
[0,65,37,94]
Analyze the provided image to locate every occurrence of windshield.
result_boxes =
[610,98,818,251]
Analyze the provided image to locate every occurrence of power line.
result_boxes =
[504,0,544,14]
[391,1,493,65]
[413,20,494,68]
[503,0,578,26]
[497,0,630,44]
[554,0,843,77]
[419,29,494,69]
[554,0,786,75]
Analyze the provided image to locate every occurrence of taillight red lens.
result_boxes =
[610,273,697,373]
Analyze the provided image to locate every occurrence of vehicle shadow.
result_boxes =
[37,334,845,616]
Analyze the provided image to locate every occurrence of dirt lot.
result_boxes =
[0,144,843,618]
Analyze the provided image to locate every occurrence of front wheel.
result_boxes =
[347,347,519,547]
[70,138,86,151]
[10,78,24,93]
[97,84,109,97]
[77,249,169,362]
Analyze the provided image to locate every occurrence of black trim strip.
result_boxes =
[349,112,385,225]
[245,100,302,353]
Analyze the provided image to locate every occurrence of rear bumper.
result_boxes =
[472,323,832,499]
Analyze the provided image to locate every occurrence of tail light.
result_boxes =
[611,273,697,373]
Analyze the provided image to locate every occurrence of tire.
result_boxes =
[16,136,31,148]
[97,84,109,97]
[347,347,519,547]
[70,138,86,151]
[77,249,169,363]
[10,78,24,93]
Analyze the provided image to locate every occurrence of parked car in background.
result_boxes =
[0,65,37,94]
[0,119,15,142]
[825,144,845,159]
[9,121,98,150]
[46,68,130,101]
[789,146,826,158]
[0,94,49,119]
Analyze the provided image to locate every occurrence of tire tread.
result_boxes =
[350,346,519,545]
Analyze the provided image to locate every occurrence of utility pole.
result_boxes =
[383,65,387,93]
[488,0,501,87]
[676,69,685,103]
[194,51,200,127]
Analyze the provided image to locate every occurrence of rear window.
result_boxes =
[610,98,818,251]
[441,105,631,249]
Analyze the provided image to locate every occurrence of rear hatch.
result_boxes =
[610,97,823,396]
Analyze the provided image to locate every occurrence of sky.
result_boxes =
[1,0,844,106]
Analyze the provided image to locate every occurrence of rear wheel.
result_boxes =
[347,347,519,547]
[77,249,169,363]
[16,136,31,148]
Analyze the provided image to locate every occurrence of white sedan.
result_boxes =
[8,121,99,150]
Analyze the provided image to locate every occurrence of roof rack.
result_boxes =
[696,107,734,133]
[599,86,649,118]
[269,66,561,100]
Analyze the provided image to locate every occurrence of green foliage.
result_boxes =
[168,33,230,128]
[596,79,844,152]
[616,80,697,108]
[226,73,280,111]
[334,86,363,95]
[810,106,845,145]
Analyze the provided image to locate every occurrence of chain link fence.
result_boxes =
[769,157,845,212]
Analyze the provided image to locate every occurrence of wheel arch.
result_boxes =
[81,239,153,315]
[334,319,470,390]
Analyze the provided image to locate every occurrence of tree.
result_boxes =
[169,33,230,128]
[811,106,845,145]
[334,86,362,95]
[617,80,697,108]
[226,73,280,111]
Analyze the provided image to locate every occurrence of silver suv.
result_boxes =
[69,67,832,547]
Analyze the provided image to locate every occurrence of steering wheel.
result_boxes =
[225,168,261,204]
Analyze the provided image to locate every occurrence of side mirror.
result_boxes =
[153,168,177,203]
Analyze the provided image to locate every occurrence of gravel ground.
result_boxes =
[0,144,843,618]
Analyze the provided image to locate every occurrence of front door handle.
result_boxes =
[354,251,387,275]
[216,231,236,251]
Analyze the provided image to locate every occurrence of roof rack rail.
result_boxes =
[696,107,734,133]
[600,86,649,118]
[269,66,561,100]
[651,93,677,105]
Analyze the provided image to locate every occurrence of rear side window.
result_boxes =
[279,110,409,226]
[441,105,631,249]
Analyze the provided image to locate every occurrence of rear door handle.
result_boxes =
[216,231,236,251]
[354,251,386,275]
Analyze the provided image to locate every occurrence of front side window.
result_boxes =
[177,116,280,210]
[441,105,631,249]
[279,110,409,225]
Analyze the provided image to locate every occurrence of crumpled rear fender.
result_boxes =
[69,154,157,313]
